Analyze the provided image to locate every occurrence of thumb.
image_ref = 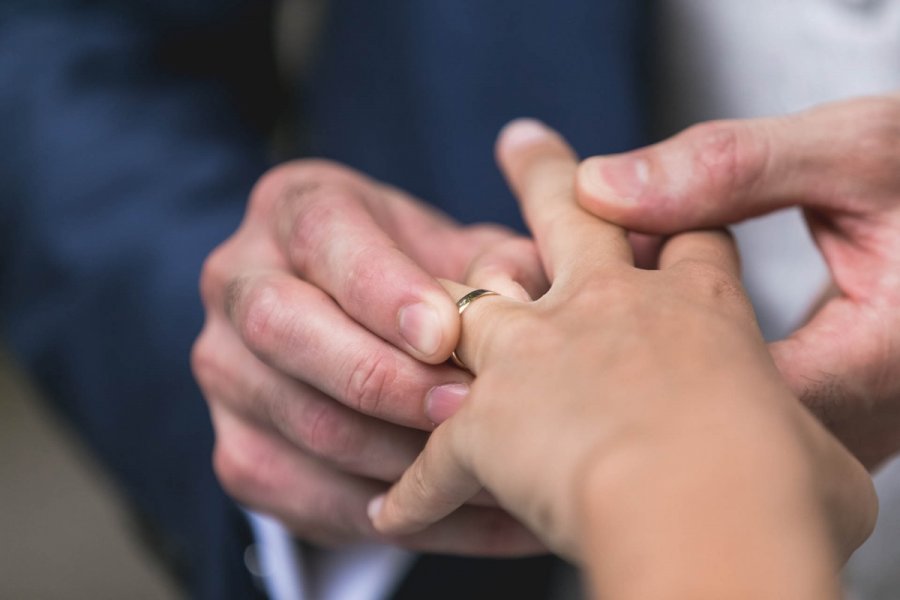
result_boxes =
[576,97,898,233]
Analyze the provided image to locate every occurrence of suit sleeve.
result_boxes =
[0,2,281,596]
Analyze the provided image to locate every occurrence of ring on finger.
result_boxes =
[450,289,499,372]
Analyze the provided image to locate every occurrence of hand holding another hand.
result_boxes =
[193,159,546,553]
[371,121,877,599]
[577,95,900,468]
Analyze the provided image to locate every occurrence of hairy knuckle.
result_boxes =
[222,275,251,324]
[343,350,396,416]
[678,259,743,301]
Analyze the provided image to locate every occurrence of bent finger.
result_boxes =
[224,270,470,429]
[212,407,539,552]
[194,319,430,481]
[269,172,459,363]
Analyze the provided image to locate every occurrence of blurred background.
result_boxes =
[0,350,181,599]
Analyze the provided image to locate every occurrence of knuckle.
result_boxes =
[248,159,347,215]
[212,441,247,499]
[286,186,359,276]
[248,163,295,217]
[463,222,517,246]
[486,310,559,365]
[677,259,744,301]
[855,97,900,138]
[198,243,232,308]
[342,350,397,416]
[282,158,360,185]
[213,435,272,501]
[252,378,290,427]
[191,326,247,405]
[190,331,219,394]
[237,276,287,356]
[223,275,252,324]
[479,237,538,275]
[684,121,766,196]
[850,99,900,181]
[563,274,634,318]
[341,244,391,306]
[300,400,362,464]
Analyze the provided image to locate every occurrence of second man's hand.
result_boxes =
[577,94,900,469]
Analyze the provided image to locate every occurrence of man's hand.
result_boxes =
[576,94,900,468]
[192,159,544,553]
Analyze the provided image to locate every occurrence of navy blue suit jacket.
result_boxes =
[0,1,648,597]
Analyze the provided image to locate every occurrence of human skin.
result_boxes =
[370,120,877,599]
[576,94,900,469]
[192,160,547,552]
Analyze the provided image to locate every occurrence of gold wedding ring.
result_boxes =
[450,289,499,372]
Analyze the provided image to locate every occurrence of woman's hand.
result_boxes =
[369,120,876,598]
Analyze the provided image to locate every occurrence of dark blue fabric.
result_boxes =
[0,2,647,598]
[0,3,278,598]
[310,0,648,230]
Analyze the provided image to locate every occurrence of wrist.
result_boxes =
[574,408,843,600]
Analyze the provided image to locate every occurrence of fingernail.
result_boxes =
[367,494,385,522]
[399,302,443,356]
[426,383,469,424]
[499,118,550,149]
[581,155,649,206]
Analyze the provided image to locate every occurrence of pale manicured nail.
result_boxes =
[582,155,649,206]
[367,494,385,522]
[399,302,443,356]
[499,118,550,149]
[426,383,470,424]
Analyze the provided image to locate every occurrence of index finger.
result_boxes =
[258,163,461,363]
[495,120,632,284]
